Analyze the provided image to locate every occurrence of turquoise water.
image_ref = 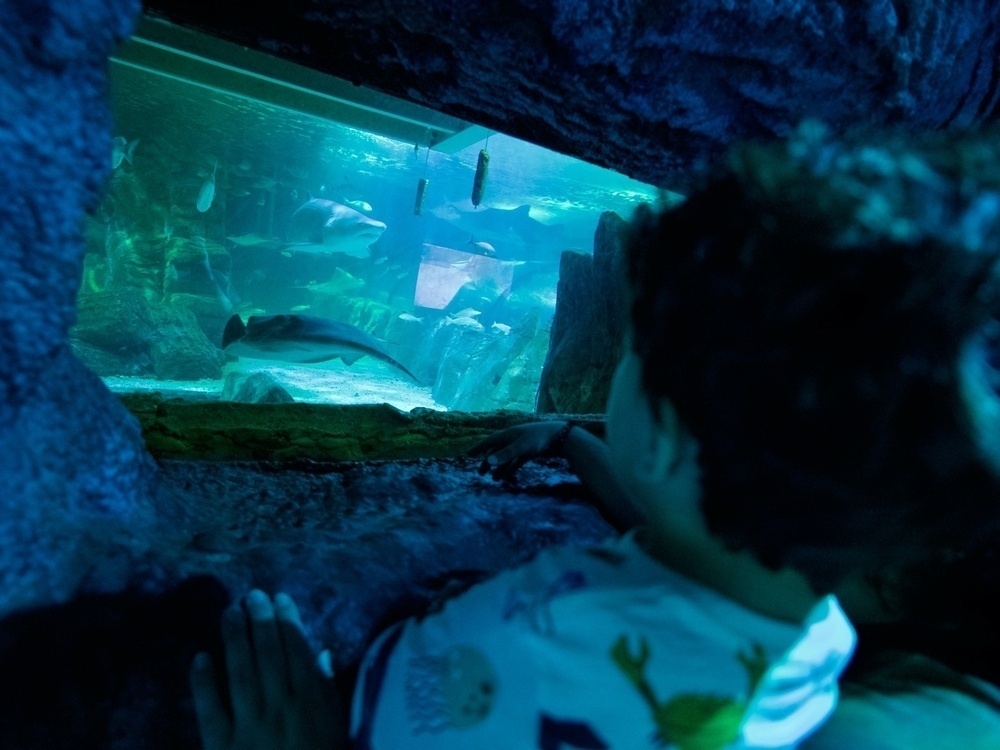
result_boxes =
[73,58,661,412]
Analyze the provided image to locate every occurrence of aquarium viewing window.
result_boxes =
[111,16,486,153]
[71,14,660,413]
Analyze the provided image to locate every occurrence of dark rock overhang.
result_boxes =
[140,0,1000,192]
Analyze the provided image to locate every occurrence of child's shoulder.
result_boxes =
[365,535,855,749]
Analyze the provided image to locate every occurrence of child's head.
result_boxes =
[621,123,1000,614]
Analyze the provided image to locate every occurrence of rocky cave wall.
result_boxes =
[4,0,1000,618]
[0,0,159,617]
[3,2,1000,744]
[141,0,1000,193]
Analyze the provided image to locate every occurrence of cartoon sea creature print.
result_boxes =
[538,712,610,749]
[610,634,769,750]
[405,644,499,734]
[502,569,587,635]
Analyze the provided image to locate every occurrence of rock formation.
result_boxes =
[4,1,1000,746]
[0,0,157,617]
[537,211,629,413]
[142,0,1000,192]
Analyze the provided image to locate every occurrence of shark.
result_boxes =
[285,198,387,257]
[222,313,418,381]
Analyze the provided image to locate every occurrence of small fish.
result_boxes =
[111,136,139,169]
[290,188,299,201]
[210,271,240,314]
[232,189,251,198]
[238,159,252,171]
[226,233,282,249]
[159,215,173,241]
[222,313,419,381]
[290,304,311,312]
[256,192,267,207]
[299,268,365,296]
[342,198,373,213]
[529,288,558,308]
[444,315,484,331]
[468,238,496,256]
[452,307,482,318]
[398,313,423,323]
[196,160,217,213]
[491,322,511,335]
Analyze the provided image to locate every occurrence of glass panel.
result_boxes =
[73,26,661,412]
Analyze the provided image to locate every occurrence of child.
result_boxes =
[190,124,1000,749]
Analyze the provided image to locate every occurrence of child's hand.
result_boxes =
[190,590,348,750]
[468,421,573,480]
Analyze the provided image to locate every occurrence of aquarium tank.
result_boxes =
[72,19,661,413]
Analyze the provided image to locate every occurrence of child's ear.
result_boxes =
[635,399,680,482]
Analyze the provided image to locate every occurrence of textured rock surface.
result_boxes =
[0,457,616,749]
[142,0,1000,192]
[537,211,629,413]
[0,0,156,617]
[0,345,161,617]
[71,290,224,379]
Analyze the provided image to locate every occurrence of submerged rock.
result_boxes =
[537,211,629,413]
[221,371,295,404]
[150,332,223,381]
[71,290,224,380]
[435,309,542,411]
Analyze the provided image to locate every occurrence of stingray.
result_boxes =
[222,314,418,381]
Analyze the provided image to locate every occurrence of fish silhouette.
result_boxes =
[222,314,418,381]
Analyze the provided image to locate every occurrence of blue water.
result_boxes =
[76,60,660,412]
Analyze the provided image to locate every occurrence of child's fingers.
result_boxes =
[467,425,533,457]
[221,606,261,720]
[189,652,231,750]
[466,432,504,457]
[244,590,290,706]
[273,591,304,629]
[317,649,335,679]
[274,592,328,693]
[492,453,527,481]
[474,445,513,476]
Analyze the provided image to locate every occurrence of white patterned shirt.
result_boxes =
[351,531,856,749]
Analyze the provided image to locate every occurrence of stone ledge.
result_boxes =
[118,393,605,461]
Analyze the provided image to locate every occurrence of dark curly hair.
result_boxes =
[624,124,1000,613]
